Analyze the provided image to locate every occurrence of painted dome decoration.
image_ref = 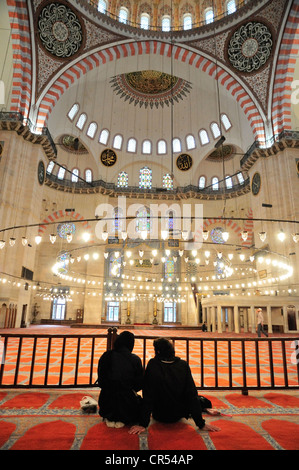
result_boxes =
[110,70,192,108]
[227,22,273,73]
[37,2,84,58]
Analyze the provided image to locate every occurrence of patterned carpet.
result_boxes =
[0,389,299,450]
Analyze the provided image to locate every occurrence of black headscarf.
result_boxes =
[153,338,175,361]
[113,331,135,352]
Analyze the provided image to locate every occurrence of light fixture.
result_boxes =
[202,230,209,241]
[66,234,72,243]
[21,237,28,246]
[161,230,168,240]
[259,231,267,242]
[141,230,147,240]
[121,231,127,240]
[241,230,248,241]
[35,235,42,245]
[49,234,56,244]
[277,230,286,242]
[222,231,229,242]
[239,254,245,261]
[83,232,91,242]
[214,135,226,148]
[102,231,108,241]
[181,230,189,241]
[228,253,234,260]
[292,233,299,243]
[93,253,99,260]
[9,237,16,246]
[104,252,109,259]
[0,240,5,249]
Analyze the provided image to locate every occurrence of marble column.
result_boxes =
[217,305,222,333]
[267,305,272,334]
[283,305,289,333]
[211,306,216,332]
[250,306,256,333]
[234,305,239,333]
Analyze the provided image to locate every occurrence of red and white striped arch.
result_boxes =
[6,0,32,119]
[36,41,266,142]
[272,0,299,136]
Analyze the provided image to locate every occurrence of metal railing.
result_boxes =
[0,328,298,393]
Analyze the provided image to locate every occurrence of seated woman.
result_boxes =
[129,337,220,434]
[97,331,143,428]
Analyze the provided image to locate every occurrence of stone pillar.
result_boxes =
[283,305,289,333]
[234,305,239,333]
[227,307,233,332]
[211,306,216,332]
[217,305,222,333]
[250,306,256,333]
[243,307,248,333]
[267,305,272,334]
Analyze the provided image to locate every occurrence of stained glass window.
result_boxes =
[165,259,175,279]
[117,172,128,188]
[136,207,152,233]
[210,227,225,244]
[109,254,122,277]
[57,223,76,239]
[163,174,173,190]
[139,167,152,189]
[114,207,125,232]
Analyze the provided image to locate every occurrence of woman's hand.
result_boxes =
[128,425,146,435]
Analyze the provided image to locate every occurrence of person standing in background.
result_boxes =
[256,308,269,337]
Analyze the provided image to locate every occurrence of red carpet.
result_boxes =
[209,419,274,450]
[0,389,298,450]
[262,419,299,450]
[147,421,206,450]
[10,420,76,450]
[80,422,140,450]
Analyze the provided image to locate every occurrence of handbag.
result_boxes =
[80,396,98,413]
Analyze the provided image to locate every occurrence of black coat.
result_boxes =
[97,346,143,424]
[139,356,205,429]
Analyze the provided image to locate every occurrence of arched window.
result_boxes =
[205,8,214,24]
[99,129,109,145]
[57,166,66,180]
[183,13,192,30]
[212,177,219,190]
[76,113,87,130]
[199,129,209,145]
[221,113,232,131]
[237,172,245,184]
[225,175,233,189]
[198,176,206,189]
[162,16,171,31]
[87,122,97,139]
[157,139,167,154]
[142,139,152,154]
[136,206,152,233]
[172,138,181,153]
[127,138,137,153]
[163,174,173,190]
[139,167,152,189]
[211,122,221,139]
[71,168,79,182]
[97,0,106,13]
[67,103,79,121]
[186,134,196,150]
[140,13,150,29]
[85,169,92,183]
[227,0,236,14]
[117,171,128,188]
[46,161,55,174]
[113,134,123,150]
[119,7,128,23]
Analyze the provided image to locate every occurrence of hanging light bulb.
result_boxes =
[241,230,248,241]
[102,231,108,241]
[35,235,42,245]
[121,231,127,240]
[228,253,234,260]
[292,233,299,243]
[202,230,209,241]
[161,230,168,240]
[222,231,229,242]
[9,237,16,247]
[259,231,267,242]
[66,234,72,243]
[141,230,147,240]
[179,250,184,257]
[104,252,109,259]
[239,254,245,261]
[21,236,28,246]
[139,250,144,258]
[0,240,5,249]
[250,255,255,262]
[217,252,223,259]
[49,234,56,244]
[277,230,285,242]
[204,251,210,258]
